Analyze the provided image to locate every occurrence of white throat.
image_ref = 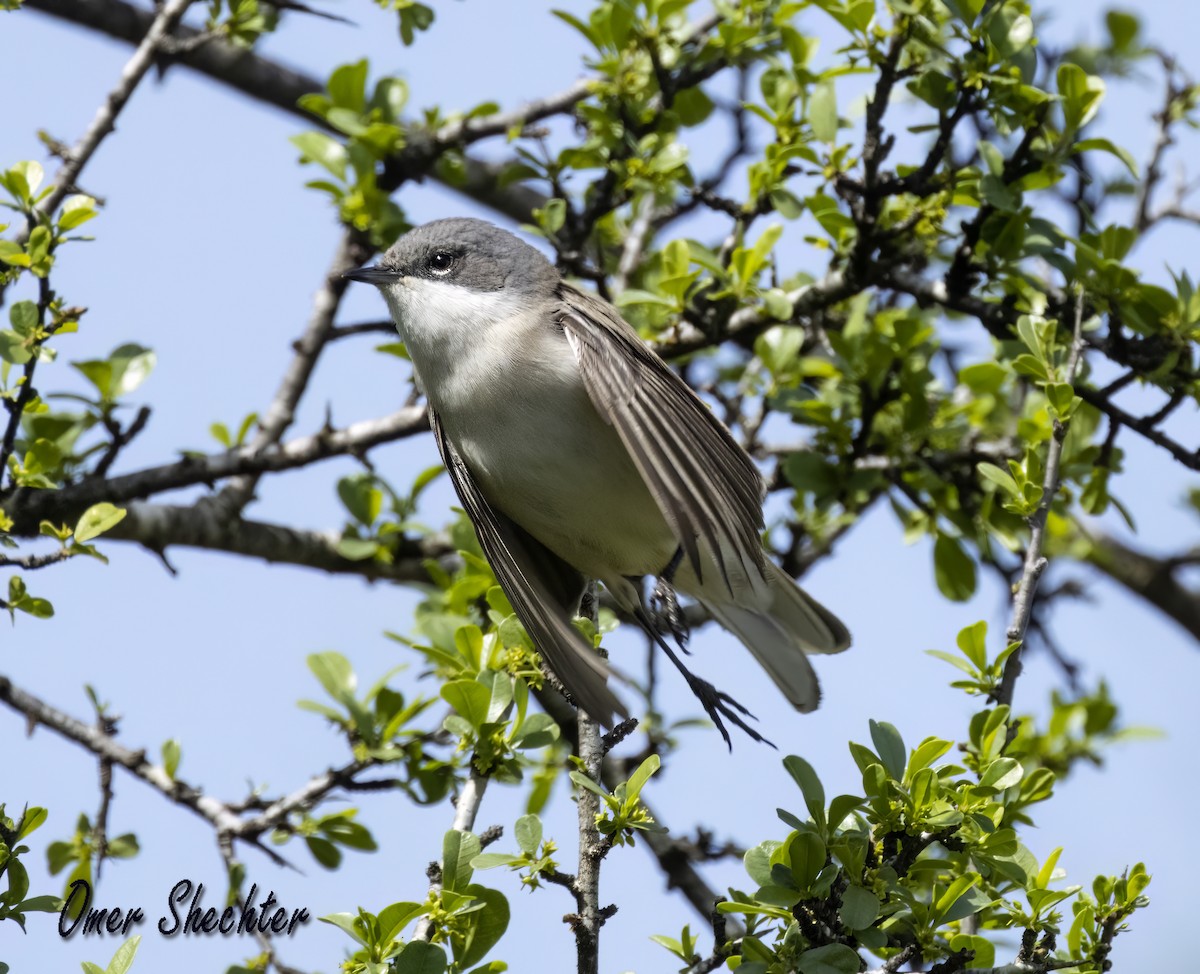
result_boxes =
[380,277,531,410]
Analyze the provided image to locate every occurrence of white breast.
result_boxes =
[380,276,677,583]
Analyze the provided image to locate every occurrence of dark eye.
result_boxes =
[427,251,456,275]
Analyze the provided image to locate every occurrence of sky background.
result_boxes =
[1,1,1198,973]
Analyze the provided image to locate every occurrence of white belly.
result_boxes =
[386,280,677,583]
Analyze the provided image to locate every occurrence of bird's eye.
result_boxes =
[428,251,456,275]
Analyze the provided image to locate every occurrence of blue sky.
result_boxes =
[1,2,1197,973]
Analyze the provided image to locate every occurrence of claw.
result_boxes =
[633,606,775,750]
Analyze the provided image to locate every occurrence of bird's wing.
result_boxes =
[430,409,628,727]
[557,283,768,599]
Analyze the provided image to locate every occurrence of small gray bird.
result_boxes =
[346,218,850,744]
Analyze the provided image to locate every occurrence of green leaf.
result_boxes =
[306,836,340,868]
[782,755,826,832]
[17,806,48,839]
[797,942,861,974]
[74,503,126,544]
[941,884,994,924]
[979,757,1023,791]
[839,884,879,930]
[161,739,181,779]
[956,621,988,669]
[625,753,660,802]
[58,195,98,231]
[809,80,838,142]
[906,737,953,780]
[514,814,541,857]
[1072,138,1137,176]
[442,829,481,893]
[393,940,447,974]
[786,831,825,889]
[441,680,491,728]
[933,534,977,602]
[470,853,522,870]
[1057,63,1105,132]
[455,884,509,968]
[377,901,426,942]
[934,874,980,922]
[978,462,1020,498]
[290,131,348,181]
[328,60,368,111]
[104,936,141,974]
[1105,10,1140,50]
[950,934,995,969]
[868,721,905,781]
[308,651,355,701]
[109,344,157,396]
[744,841,783,887]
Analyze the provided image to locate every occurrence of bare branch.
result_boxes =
[104,501,453,583]
[216,230,364,515]
[39,0,196,217]
[3,406,429,535]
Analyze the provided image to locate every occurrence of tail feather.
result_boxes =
[701,599,822,712]
[697,564,850,713]
[762,561,852,655]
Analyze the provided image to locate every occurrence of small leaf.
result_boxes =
[839,884,879,930]
[393,940,447,974]
[933,534,977,602]
[514,814,541,857]
[782,755,826,832]
[74,503,126,544]
[797,942,861,974]
[868,721,905,781]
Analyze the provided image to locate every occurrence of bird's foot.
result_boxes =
[650,575,690,651]
[680,669,774,751]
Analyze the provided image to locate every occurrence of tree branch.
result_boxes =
[39,0,195,217]
[1081,528,1200,644]
[215,229,364,515]
[104,500,453,582]
[25,0,548,223]
[2,406,428,535]
[571,582,607,974]
[995,291,1086,709]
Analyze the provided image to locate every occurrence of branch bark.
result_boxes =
[1,405,428,535]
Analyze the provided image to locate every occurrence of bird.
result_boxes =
[345,217,850,745]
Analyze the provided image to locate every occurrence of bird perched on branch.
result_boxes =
[347,218,850,745]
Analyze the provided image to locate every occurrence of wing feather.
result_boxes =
[430,410,627,727]
[557,284,767,598]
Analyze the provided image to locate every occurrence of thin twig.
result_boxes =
[214,229,363,515]
[571,580,607,974]
[40,0,196,218]
[995,290,1086,709]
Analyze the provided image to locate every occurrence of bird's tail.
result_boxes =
[697,561,851,713]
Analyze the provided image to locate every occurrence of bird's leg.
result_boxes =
[649,546,689,650]
[634,607,775,750]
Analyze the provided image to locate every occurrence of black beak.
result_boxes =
[343,266,401,285]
